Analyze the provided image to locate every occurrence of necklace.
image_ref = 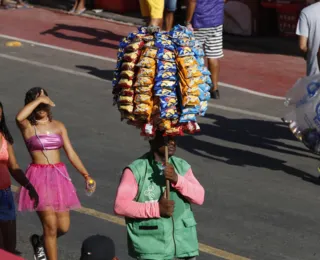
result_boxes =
[36,118,49,123]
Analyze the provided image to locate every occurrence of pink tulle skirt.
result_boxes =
[17,163,81,212]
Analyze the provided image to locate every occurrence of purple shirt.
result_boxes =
[192,0,225,29]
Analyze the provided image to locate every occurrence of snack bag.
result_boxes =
[120,88,135,96]
[134,103,152,116]
[154,80,177,90]
[145,41,155,47]
[160,96,178,108]
[181,65,203,79]
[179,113,196,123]
[138,67,156,78]
[176,46,194,57]
[157,60,177,72]
[123,51,141,63]
[183,95,200,106]
[124,41,145,52]
[137,57,156,68]
[135,85,153,95]
[199,101,208,116]
[121,62,136,71]
[160,107,178,119]
[120,111,135,121]
[118,96,134,104]
[118,78,133,88]
[185,76,205,86]
[134,94,153,105]
[155,71,177,81]
[182,106,200,115]
[142,48,158,59]
[176,56,198,68]
[119,104,134,113]
[156,48,175,62]
[158,119,171,131]
[155,88,176,97]
[120,70,135,80]
[134,76,154,87]
[164,126,183,136]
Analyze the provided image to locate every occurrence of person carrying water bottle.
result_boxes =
[114,131,205,260]
[16,87,96,260]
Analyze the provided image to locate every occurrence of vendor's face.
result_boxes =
[155,136,177,157]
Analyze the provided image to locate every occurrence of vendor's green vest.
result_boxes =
[125,152,199,260]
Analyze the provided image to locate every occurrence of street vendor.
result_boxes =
[114,131,205,260]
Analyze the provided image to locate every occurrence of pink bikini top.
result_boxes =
[26,134,64,152]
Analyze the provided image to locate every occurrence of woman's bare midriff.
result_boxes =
[30,150,61,165]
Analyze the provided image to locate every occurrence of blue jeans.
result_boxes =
[0,188,16,221]
[165,0,177,12]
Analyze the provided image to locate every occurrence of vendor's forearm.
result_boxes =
[172,168,205,205]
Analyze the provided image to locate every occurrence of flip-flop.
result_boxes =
[68,6,76,13]
[75,8,86,15]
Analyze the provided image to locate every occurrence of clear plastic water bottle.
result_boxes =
[86,179,96,197]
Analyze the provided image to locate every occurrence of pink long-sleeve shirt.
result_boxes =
[114,167,205,219]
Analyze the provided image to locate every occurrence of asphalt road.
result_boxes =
[1,38,320,260]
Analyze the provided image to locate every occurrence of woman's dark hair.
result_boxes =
[0,102,14,145]
[24,87,52,125]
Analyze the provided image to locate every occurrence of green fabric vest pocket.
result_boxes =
[131,219,165,255]
[175,217,199,257]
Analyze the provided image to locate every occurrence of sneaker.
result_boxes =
[30,234,47,260]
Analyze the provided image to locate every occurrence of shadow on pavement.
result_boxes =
[41,24,123,49]
[178,113,320,184]
[76,66,113,80]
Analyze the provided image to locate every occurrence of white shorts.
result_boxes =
[194,25,224,59]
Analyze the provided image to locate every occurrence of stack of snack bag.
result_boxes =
[192,43,211,116]
[113,25,212,138]
[152,32,181,136]
[170,25,202,134]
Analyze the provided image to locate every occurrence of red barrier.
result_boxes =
[0,250,24,260]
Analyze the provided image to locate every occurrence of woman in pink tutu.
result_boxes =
[16,87,96,260]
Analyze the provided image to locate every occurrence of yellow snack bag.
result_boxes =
[119,104,134,113]
[138,67,156,78]
[183,95,200,106]
[177,56,198,68]
[181,65,202,79]
[118,96,133,104]
[134,77,154,87]
[134,94,153,105]
[137,57,156,68]
[142,48,158,59]
[120,70,135,80]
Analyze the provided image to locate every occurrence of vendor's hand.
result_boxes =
[37,89,55,107]
[159,189,174,217]
[164,163,178,184]
[27,184,39,209]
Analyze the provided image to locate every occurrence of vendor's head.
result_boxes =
[149,131,177,157]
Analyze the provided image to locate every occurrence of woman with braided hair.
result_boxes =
[16,87,96,260]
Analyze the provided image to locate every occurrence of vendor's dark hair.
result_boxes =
[0,102,14,144]
[25,87,52,125]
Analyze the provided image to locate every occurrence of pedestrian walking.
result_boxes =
[114,131,205,260]
[296,0,320,76]
[0,102,38,255]
[185,0,226,99]
[139,0,165,27]
[16,87,96,260]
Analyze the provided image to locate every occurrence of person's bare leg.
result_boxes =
[56,211,70,238]
[149,18,163,28]
[69,0,78,13]
[38,210,58,260]
[208,58,220,91]
[75,0,86,13]
[0,220,17,254]
[164,10,174,31]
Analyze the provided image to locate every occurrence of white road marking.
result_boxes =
[0,53,282,122]
[0,33,285,100]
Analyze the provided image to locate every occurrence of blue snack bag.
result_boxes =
[181,106,200,115]
[154,80,177,90]
[154,88,177,97]
[179,114,197,123]
[199,83,211,92]
[156,48,175,62]
[177,46,194,57]
[157,60,177,72]
[160,96,178,109]
[160,107,179,119]
[199,88,211,101]
[155,71,177,81]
